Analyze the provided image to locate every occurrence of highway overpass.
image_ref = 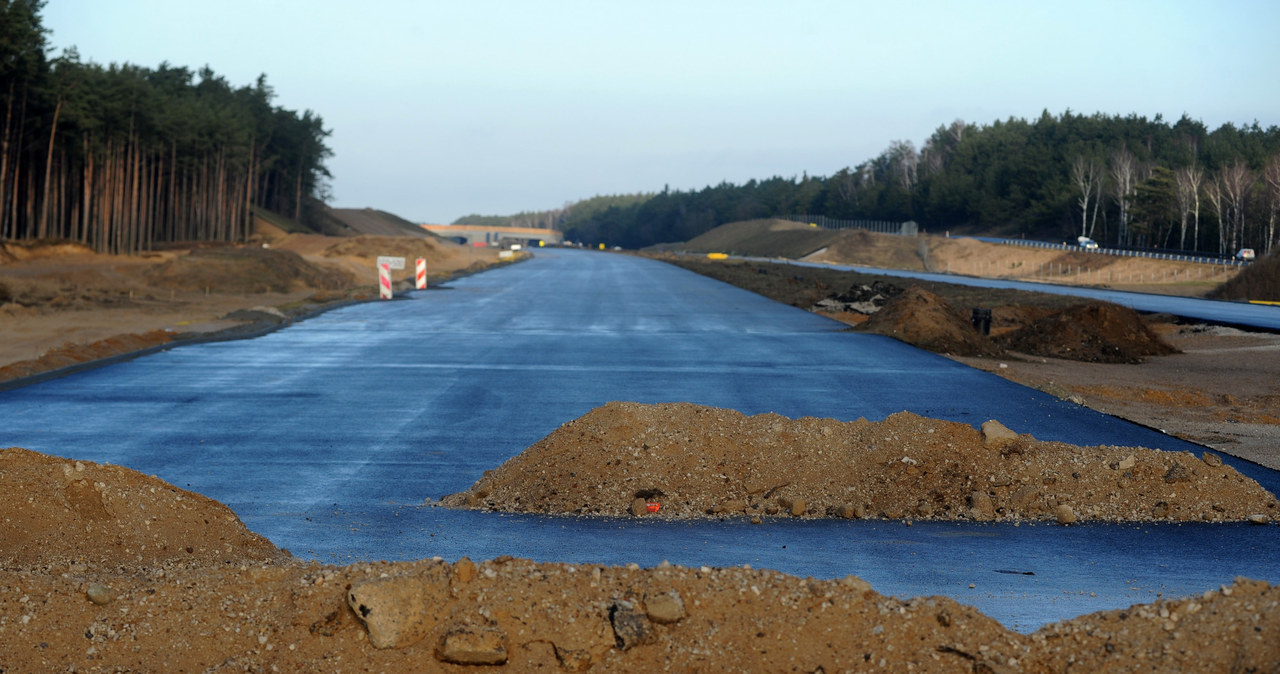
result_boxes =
[422,224,564,248]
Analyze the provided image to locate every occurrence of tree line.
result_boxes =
[0,0,332,253]
[477,111,1280,256]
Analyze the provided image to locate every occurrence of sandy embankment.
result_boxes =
[0,232,506,384]
[3,446,1279,672]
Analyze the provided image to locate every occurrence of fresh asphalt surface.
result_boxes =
[3,248,1277,632]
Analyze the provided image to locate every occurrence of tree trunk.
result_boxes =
[0,79,13,239]
[38,96,63,239]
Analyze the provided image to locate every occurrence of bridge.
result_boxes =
[422,224,565,248]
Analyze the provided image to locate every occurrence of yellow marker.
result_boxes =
[810,223,818,228]
[538,240,545,247]
[599,243,605,250]
[707,253,729,260]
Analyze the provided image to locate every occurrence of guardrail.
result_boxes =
[959,235,1248,267]
[779,214,915,235]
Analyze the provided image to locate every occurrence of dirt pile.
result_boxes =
[1211,252,1280,301]
[808,228,931,270]
[2,446,1278,671]
[143,247,351,294]
[444,402,1278,523]
[0,239,96,264]
[679,219,846,258]
[858,285,1002,357]
[0,448,284,569]
[321,235,447,261]
[997,302,1179,364]
[0,330,175,382]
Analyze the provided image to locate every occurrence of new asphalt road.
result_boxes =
[2,248,1276,632]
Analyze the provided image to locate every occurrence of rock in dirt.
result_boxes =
[610,600,653,649]
[436,625,509,665]
[645,591,687,624]
[85,583,114,605]
[981,419,1019,447]
[347,568,450,649]
[813,280,903,314]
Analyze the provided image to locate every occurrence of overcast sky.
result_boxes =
[43,0,1280,224]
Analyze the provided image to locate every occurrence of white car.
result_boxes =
[1236,248,1255,261]
[1077,236,1099,250]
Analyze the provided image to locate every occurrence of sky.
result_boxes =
[42,0,1280,224]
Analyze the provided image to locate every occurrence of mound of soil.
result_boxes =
[0,448,283,569]
[324,208,434,238]
[0,239,96,263]
[810,228,931,270]
[1211,252,1280,301]
[322,235,447,261]
[444,402,1278,523]
[680,219,846,258]
[858,286,1002,357]
[0,330,175,382]
[2,446,1277,671]
[144,247,351,294]
[997,302,1178,364]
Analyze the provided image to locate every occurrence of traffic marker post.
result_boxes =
[378,263,392,299]
[415,258,427,289]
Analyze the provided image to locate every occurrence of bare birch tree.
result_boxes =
[1071,155,1101,238]
[1174,163,1203,250]
[888,140,919,191]
[1204,179,1225,254]
[1220,160,1253,252]
[1263,155,1280,254]
[1110,146,1137,245]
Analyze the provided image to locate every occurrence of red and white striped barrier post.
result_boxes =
[378,263,392,300]
[415,258,427,289]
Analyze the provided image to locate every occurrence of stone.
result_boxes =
[968,491,995,521]
[1201,452,1223,467]
[453,557,476,584]
[554,644,595,672]
[1009,485,1039,510]
[609,600,652,649]
[789,498,807,517]
[347,573,449,649]
[981,420,1018,447]
[915,500,934,517]
[1055,505,1077,525]
[1164,463,1191,483]
[85,583,114,605]
[435,625,508,665]
[1117,455,1136,471]
[836,504,856,519]
[715,499,747,514]
[644,590,686,624]
[1152,501,1171,518]
[851,503,867,519]
[630,498,647,517]
[1248,514,1271,525]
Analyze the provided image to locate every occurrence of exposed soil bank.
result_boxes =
[444,402,1278,524]
[3,447,1278,672]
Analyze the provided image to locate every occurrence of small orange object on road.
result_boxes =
[645,502,660,513]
